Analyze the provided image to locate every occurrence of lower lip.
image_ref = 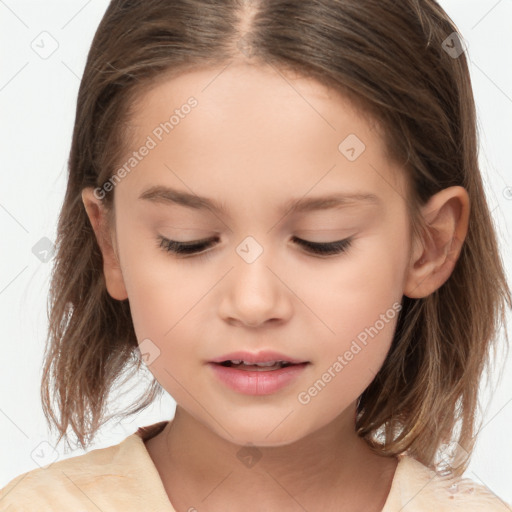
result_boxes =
[208,362,309,395]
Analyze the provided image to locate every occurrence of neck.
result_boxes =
[145,402,398,511]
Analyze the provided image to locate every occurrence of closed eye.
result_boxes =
[292,236,352,256]
[157,235,353,258]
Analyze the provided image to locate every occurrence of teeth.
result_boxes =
[230,360,288,367]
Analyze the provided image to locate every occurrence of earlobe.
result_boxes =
[81,187,128,301]
[404,186,470,299]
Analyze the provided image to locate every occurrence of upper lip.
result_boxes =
[209,350,308,364]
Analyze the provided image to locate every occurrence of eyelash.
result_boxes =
[157,235,353,259]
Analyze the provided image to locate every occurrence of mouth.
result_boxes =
[209,350,309,370]
[208,358,310,395]
[214,360,303,371]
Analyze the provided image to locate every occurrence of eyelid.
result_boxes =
[158,236,219,254]
[291,236,353,256]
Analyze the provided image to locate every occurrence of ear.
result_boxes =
[404,186,470,299]
[81,187,128,301]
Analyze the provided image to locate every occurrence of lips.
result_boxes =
[208,359,310,395]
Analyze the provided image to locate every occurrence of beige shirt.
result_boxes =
[0,420,509,511]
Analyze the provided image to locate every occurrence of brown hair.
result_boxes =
[41,0,511,477]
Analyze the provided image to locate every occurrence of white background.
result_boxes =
[1,0,511,504]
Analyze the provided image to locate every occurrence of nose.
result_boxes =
[217,248,292,328]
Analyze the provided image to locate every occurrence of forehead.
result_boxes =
[120,63,406,212]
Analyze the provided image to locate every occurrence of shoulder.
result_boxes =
[386,454,511,511]
[0,424,170,511]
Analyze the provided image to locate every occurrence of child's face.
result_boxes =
[99,63,417,445]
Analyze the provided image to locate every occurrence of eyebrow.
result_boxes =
[138,185,381,216]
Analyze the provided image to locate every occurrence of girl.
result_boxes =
[1,0,511,510]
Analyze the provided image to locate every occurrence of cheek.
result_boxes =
[294,267,402,421]
[120,251,205,393]
[296,231,406,381]
[300,232,406,328]
[116,229,198,344]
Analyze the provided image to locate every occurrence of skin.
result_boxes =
[82,62,470,511]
